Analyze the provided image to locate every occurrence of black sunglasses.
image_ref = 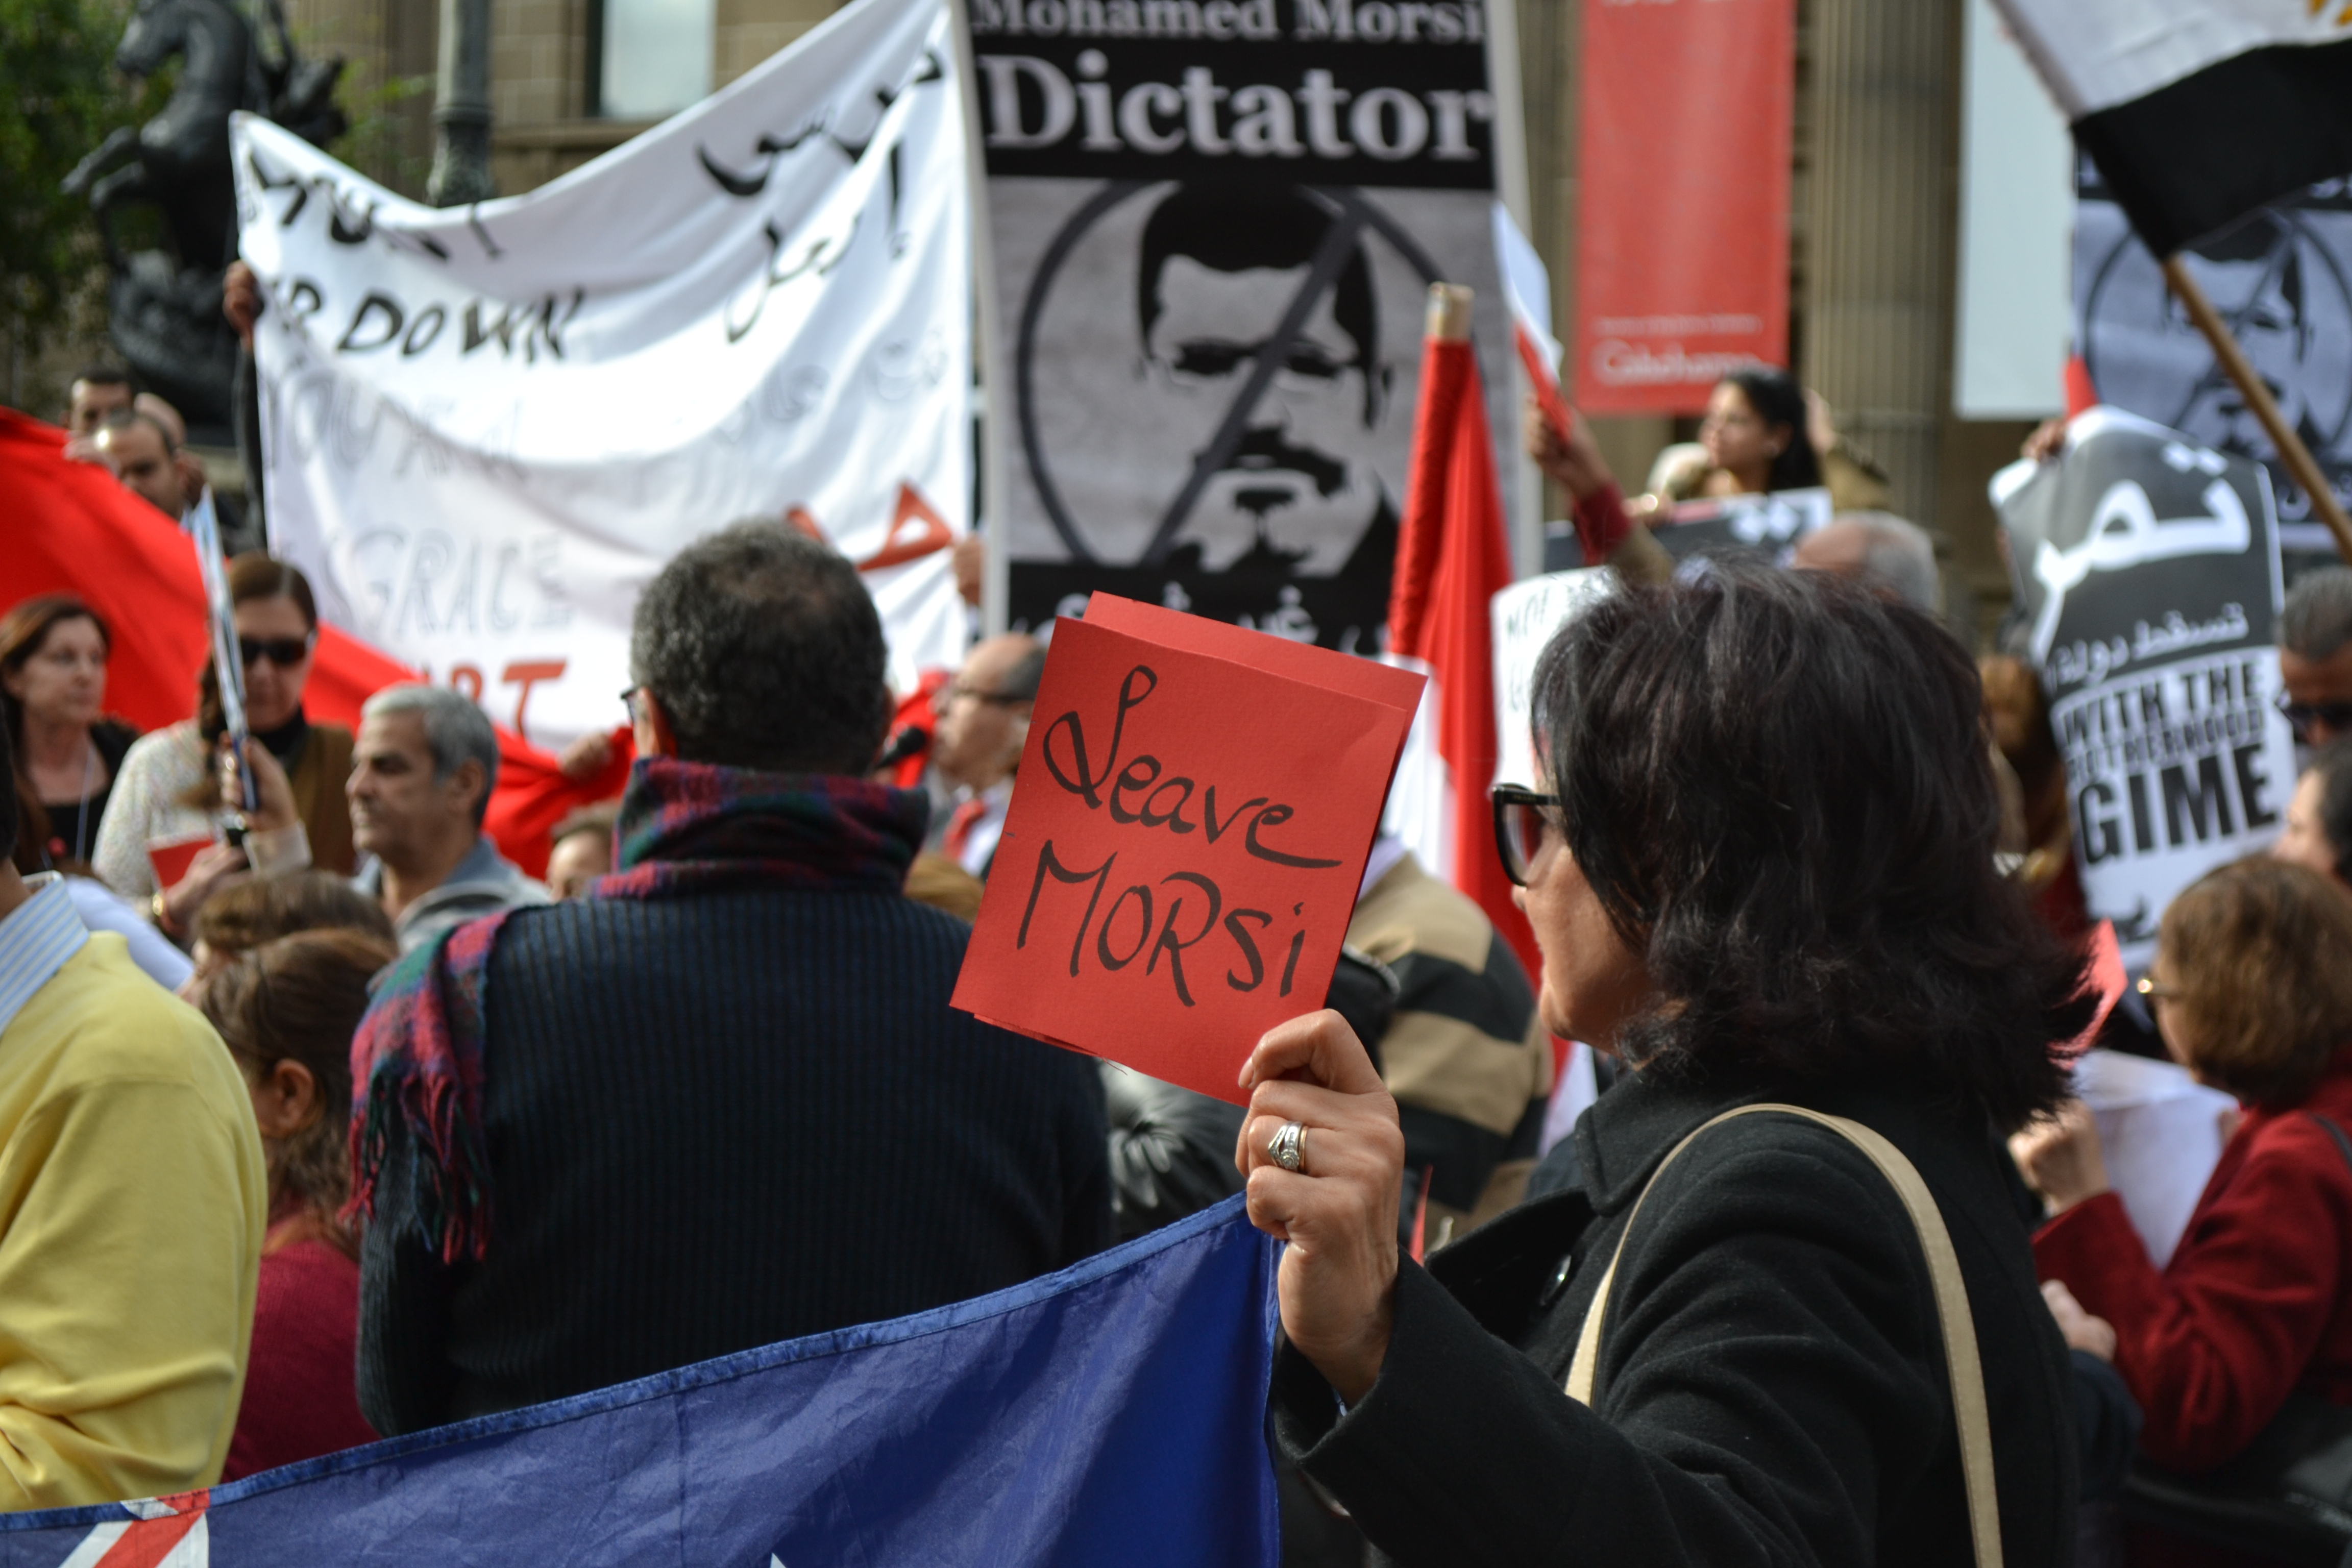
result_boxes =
[1491,783,1562,888]
[2277,692,2352,741]
[239,633,314,668]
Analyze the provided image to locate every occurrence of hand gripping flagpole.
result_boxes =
[2160,255,2352,568]
[187,488,258,814]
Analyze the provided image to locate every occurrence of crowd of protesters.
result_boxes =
[13,354,2352,1568]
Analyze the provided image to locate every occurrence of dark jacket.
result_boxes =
[1271,1066,2077,1567]
[358,886,1112,1435]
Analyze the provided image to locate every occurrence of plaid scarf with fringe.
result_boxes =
[347,758,929,1262]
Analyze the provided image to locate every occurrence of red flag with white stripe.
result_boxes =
[1387,286,1539,979]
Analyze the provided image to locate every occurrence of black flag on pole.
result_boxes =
[1992,1,2352,255]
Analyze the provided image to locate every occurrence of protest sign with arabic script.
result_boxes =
[952,596,1421,1103]
[233,0,967,751]
[1992,405,2293,967]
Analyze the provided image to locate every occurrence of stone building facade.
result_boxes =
[4,0,2025,624]
[316,0,2025,620]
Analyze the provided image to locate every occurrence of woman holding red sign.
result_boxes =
[1244,565,2086,1566]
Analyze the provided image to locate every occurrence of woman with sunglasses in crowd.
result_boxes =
[1241,565,2088,1566]
[94,555,356,940]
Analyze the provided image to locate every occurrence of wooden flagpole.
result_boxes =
[2161,255,2352,566]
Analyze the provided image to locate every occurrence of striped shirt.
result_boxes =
[0,874,91,1038]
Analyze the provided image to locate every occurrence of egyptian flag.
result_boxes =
[0,409,624,876]
[1387,287,1540,978]
[1993,0,2352,254]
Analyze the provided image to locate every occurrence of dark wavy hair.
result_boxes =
[631,522,892,775]
[1722,365,1823,493]
[1529,565,2088,1131]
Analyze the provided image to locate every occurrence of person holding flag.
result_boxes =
[93,556,356,938]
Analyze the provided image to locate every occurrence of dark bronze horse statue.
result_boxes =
[62,0,342,434]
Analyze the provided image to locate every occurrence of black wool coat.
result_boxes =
[1271,1066,2077,1568]
[357,887,1112,1435]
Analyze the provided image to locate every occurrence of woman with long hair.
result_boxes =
[1525,368,1894,578]
[198,927,396,1479]
[92,554,356,937]
[0,596,138,873]
[1689,365,1826,496]
[1247,565,2087,1566]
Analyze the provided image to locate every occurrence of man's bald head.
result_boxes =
[934,634,1044,791]
[93,411,184,520]
[1792,512,1939,614]
[133,393,187,448]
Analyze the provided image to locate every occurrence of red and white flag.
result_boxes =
[1387,287,1538,978]
[0,411,625,877]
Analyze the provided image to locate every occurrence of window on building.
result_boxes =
[594,0,713,119]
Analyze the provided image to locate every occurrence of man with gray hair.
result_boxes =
[2279,568,2352,748]
[348,684,547,951]
[1791,511,1942,615]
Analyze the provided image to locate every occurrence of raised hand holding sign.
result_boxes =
[951,596,1423,1104]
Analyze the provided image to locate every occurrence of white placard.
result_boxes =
[1953,0,2072,420]
[1488,568,1612,791]
[2073,1047,2238,1268]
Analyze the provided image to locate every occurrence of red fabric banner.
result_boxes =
[1387,334,1540,982]
[0,410,624,877]
[1572,0,1796,414]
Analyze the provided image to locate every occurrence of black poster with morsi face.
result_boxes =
[1993,405,2293,968]
[966,0,1521,653]
[2075,169,2352,572]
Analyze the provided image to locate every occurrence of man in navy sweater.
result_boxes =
[354,525,1111,1435]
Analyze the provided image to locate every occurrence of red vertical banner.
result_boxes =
[1573,0,1796,414]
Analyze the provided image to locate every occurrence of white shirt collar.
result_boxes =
[0,873,91,1037]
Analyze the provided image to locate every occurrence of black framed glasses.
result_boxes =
[1491,784,1562,888]
[939,681,1028,709]
[2276,691,2352,741]
[238,633,314,668]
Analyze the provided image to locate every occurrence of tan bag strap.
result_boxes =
[1563,1104,2002,1568]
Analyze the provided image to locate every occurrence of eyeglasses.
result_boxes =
[1491,784,1562,888]
[238,633,314,668]
[2135,975,2180,1008]
[2276,692,2352,741]
[619,686,647,724]
[940,682,1029,709]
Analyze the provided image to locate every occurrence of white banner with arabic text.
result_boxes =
[232,0,968,751]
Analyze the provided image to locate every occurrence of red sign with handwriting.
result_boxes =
[952,597,1424,1105]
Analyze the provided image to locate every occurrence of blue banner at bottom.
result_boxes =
[2,1197,1279,1567]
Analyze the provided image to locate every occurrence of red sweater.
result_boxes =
[2033,1062,2352,1472]
[223,1229,379,1480]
